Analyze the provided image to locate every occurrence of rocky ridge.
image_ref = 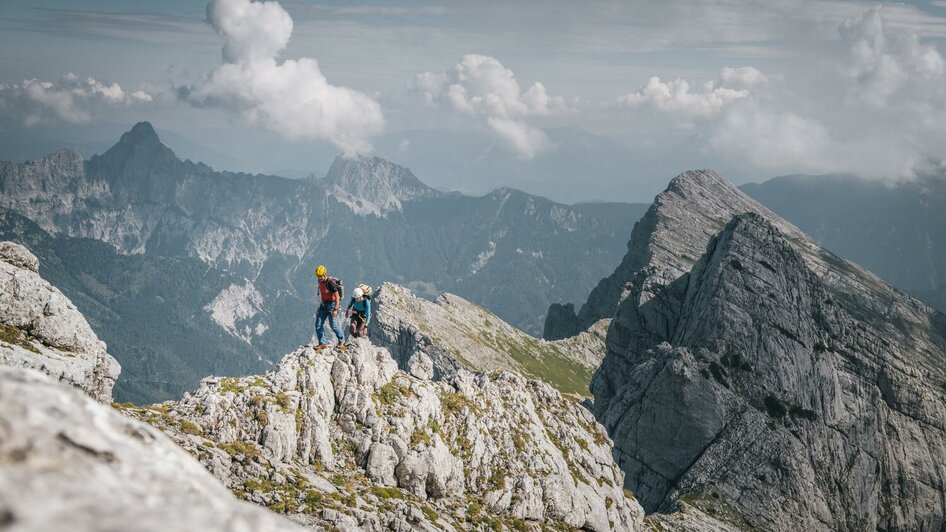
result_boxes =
[0,241,646,530]
[119,337,645,531]
[371,282,609,395]
[0,241,119,401]
[322,155,443,216]
[544,169,800,339]
[590,171,946,530]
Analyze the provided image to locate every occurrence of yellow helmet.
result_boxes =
[315,264,327,277]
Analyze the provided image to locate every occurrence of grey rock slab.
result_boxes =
[0,366,305,532]
[591,170,946,531]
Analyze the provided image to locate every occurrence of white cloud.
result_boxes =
[720,66,769,89]
[182,0,384,156]
[618,70,756,118]
[0,74,153,127]
[839,6,944,108]
[417,54,568,159]
[707,7,946,180]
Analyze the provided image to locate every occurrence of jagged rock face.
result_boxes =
[0,366,305,532]
[592,172,946,530]
[543,169,800,339]
[123,339,644,531]
[0,241,119,402]
[371,282,607,395]
[322,155,442,216]
[743,173,946,313]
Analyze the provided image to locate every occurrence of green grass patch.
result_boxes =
[371,486,406,500]
[178,420,203,436]
[219,440,260,459]
[0,323,39,353]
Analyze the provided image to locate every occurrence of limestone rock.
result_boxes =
[123,338,645,531]
[0,241,119,402]
[0,366,305,532]
[592,170,946,530]
[0,241,39,272]
[371,282,608,395]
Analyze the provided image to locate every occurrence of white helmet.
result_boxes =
[353,288,364,298]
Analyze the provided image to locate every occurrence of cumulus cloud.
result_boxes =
[708,6,946,179]
[181,0,384,155]
[617,69,760,118]
[0,73,152,127]
[417,54,568,159]
[839,6,944,108]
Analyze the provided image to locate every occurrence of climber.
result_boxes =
[314,264,346,351]
[346,285,372,340]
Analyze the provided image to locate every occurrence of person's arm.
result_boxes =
[333,283,340,314]
[365,299,371,323]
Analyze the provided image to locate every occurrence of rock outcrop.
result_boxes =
[591,171,946,530]
[121,338,645,531]
[0,241,119,402]
[0,366,306,532]
[371,282,608,395]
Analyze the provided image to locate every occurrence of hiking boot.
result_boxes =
[315,344,329,352]
[336,342,348,351]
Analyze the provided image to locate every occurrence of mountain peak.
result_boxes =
[322,155,441,216]
[121,121,161,146]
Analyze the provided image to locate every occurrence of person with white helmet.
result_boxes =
[346,285,372,340]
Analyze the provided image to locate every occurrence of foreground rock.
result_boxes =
[123,339,644,531]
[372,282,608,395]
[592,171,946,530]
[0,241,119,401]
[0,366,305,532]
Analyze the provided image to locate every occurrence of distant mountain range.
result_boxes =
[0,122,646,403]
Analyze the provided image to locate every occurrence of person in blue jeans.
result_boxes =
[346,287,371,341]
[314,264,346,351]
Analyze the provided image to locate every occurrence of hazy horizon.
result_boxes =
[4,0,946,202]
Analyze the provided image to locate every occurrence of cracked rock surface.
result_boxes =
[591,171,946,530]
[122,337,645,531]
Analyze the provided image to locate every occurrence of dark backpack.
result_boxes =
[332,277,344,300]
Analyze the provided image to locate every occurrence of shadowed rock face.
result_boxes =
[591,172,946,530]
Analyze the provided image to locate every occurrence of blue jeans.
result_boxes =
[316,301,345,345]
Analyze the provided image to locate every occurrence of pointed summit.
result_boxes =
[86,122,185,203]
[321,155,441,216]
[121,121,161,146]
[544,168,803,339]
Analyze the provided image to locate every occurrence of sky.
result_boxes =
[3,0,946,203]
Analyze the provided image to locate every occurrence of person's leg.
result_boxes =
[328,302,346,345]
[315,304,328,345]
[351,314,364,338]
